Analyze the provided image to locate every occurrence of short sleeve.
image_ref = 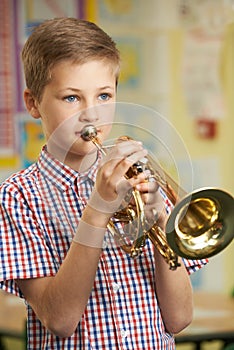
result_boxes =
[182,257,208,275]
[0,182,58,297]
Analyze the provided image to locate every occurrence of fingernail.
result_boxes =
[144,170,151,177]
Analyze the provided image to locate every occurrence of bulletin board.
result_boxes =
[0,0,233,294]
[0,0,87,173]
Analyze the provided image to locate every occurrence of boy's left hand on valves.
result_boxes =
[87,139,149,217]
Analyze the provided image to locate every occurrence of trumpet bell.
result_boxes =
[166,188,234,259]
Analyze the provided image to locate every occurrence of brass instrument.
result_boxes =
[81,125,234,270]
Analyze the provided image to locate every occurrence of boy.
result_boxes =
[0,18,207,349]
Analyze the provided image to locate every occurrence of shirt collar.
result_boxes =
[37,146,100,192]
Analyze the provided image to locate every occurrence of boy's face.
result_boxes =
[24,59,117,169]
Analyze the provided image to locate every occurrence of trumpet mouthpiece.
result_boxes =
[81,125,97,141]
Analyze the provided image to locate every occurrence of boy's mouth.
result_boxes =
[75,126,101,140]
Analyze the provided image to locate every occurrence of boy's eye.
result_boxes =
[64,95,78,103]
[99,93,110,101]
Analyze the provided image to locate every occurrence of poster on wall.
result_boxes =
[0,0,16,154]
[97,0,141,25]
[0,0,86,173]
[114,36,142,89]
[14,0,85,113]
[179,0,228,121]
[182,31,225,120]
[18,115,45,168]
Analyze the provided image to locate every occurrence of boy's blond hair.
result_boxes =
[21,17,120,101]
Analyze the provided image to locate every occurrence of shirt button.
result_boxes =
[120,329,129,339]
[112,282,120,293]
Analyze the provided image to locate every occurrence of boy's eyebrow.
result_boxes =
[99,86,115,90]
[59,85,115,93]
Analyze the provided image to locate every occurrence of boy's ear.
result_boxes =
[24,89,41,119]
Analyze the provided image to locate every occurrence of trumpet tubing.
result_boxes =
[81,125,234,270]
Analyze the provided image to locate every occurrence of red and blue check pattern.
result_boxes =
[0,146,207,349]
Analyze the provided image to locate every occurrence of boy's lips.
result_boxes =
[75,129,101,138]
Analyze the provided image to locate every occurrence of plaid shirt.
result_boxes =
[0,146,207,349]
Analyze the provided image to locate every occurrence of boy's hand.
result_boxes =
[87,139,148,215]
[135,179,168,231]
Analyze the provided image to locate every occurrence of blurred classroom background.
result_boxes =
[0,0,233,349]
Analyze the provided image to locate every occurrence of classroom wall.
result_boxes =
[95,0,234,295]
[0,0,233,295]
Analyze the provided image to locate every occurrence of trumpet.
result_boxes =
[81,125,234,270]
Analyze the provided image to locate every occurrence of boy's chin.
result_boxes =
[69,142,98,157]
[64,146,99,172]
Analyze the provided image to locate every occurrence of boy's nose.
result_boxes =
[79,104,99,123]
